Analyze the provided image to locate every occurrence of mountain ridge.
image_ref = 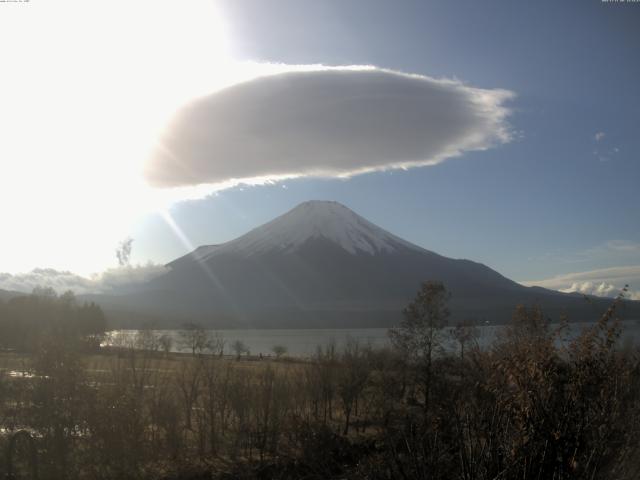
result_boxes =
[83,201,639,328]
[171,200,426,269]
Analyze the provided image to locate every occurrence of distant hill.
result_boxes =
[0,289,25,302]
[84,201,639,328]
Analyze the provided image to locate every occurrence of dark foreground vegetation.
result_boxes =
[0,284,639,479]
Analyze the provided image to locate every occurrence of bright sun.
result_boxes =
[0,0,235,274]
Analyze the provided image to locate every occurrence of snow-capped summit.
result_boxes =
[94,200,634,328]
[201,200,422,259]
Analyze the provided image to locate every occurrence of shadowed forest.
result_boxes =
[0,283,639,480]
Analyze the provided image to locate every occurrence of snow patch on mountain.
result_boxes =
[202,201,424,259]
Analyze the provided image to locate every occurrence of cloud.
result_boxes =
[591,132,620,162]
[562,281,618,297]
[0,269,95,295]
[145,66,514,188]
[0,264,168,296]
[522,265,640,301]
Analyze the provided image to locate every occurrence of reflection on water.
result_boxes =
[7,370,37,379]
[104,320,640,357]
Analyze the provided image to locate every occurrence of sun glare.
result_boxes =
[0,0,234,273]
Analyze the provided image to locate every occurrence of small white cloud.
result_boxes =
[146,66,514,189]
[562,281,618,297]
[522,264,640,301]
[0,264,168,295]
[595,131,606,141]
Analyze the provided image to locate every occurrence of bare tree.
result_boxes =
[389,281,449,414]
[336,339,371,434]
[209,331,226,356]
[116,237,133,267]
[179,322,211,356]
[253,366,290,461]
[176,357,202,431]
[197,358,234,456]
[231,340,249,360]
[135,327,159,353]
[450,319,479,363]
[312,342,338,424]
[271,345,287,359]
[158,333,173,356]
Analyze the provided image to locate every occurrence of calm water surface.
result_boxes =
[106,320,640,357]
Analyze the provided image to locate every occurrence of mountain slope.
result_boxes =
[90,201,638,327]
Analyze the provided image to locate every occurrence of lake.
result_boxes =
[105,319,640,357]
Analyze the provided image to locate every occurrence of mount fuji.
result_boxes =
[91,201,637,327]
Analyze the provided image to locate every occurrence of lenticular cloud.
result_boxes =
[145,66,514,188]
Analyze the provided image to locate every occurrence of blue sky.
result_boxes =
[134,0,640,289]
[1,0,638,298]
